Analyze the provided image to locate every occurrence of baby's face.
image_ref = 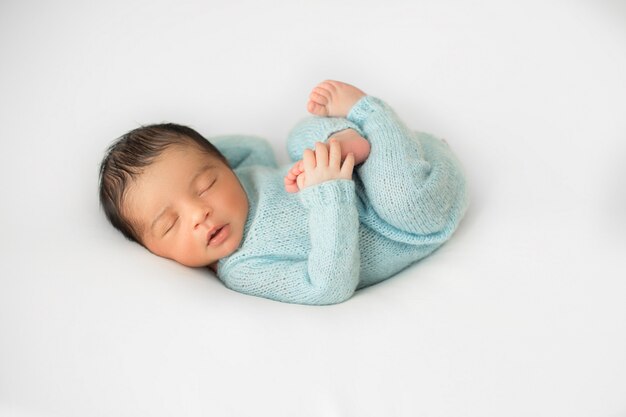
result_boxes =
[123,143,248,270]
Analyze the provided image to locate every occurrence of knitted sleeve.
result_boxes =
[211,135,279,169]
[222,179,360,306]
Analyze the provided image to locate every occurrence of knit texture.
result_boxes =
[212,95,469,305]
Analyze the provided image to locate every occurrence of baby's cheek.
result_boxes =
[224,227,244,257]
[173,234,200,266]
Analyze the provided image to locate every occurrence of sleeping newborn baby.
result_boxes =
[99,80,469,305]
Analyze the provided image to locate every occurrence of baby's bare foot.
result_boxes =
[328,129,370,165]
[307,80,366,117]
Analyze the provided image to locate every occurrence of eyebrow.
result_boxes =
[149,163,217,235]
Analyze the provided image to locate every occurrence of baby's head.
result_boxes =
[99,123,249,270]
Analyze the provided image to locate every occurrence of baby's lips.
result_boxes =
[206,225,223,245]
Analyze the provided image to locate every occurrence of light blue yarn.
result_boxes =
[212,96,469,305]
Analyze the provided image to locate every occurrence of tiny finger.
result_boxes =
[315,142,328,166]
[296,173,306,190]
[340,152,355,178]
[303,148,316,171]
[284,182,299,193]
[328,139,342,167]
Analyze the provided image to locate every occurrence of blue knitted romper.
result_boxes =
[212,95,469,305]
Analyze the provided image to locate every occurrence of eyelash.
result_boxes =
[199,178,216,196]
[165,218,178,235]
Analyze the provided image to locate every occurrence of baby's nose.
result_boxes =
[193,206,211,229]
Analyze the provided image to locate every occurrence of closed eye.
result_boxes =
[164,217,178,235]
[199,178,217,196]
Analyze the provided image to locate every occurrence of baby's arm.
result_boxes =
[211,135,278,169]
[222,182,360,305]
[220,142,360,305]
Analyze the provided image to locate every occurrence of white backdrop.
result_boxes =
[1,0,625,416]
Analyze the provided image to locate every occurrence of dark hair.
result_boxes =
[98,123,228,245]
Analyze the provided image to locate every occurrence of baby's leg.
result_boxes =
[286,80,467,236]
[286,81,374,161]
[285,81,372,193]
[348,96,468,237]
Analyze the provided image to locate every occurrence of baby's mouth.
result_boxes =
[207,225,224,245]
[207,224,231,246]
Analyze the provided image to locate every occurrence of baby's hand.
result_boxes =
[301,140,355,190]
[284,160,305,193]
[284,140,355,193]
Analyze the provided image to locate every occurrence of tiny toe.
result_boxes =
[307,101,328,116]
[320,81,337,92]
[313,86,331,98]
[309,91,328,105]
